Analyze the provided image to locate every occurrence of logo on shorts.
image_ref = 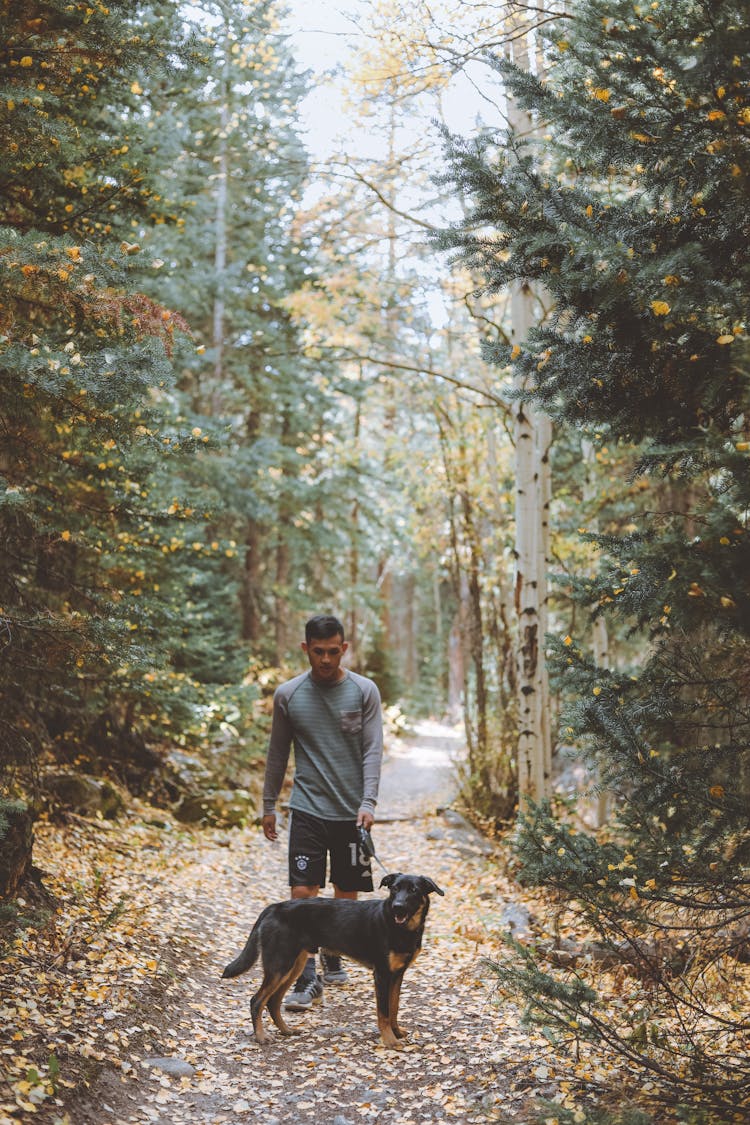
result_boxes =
[295,854,310,872]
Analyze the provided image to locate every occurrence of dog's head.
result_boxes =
[380,873,444,929]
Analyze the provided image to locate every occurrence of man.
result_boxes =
[261,614,383,1010]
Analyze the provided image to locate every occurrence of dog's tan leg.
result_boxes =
[251,958,305,1044]
[267,951,309,1036]
[389,970,407,1039]
[250,976,280,1045]
[374,969,403,1050]
[376,1009,402,1049]
[387,950,415,1039]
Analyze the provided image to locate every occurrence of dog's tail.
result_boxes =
[221,906,270,979]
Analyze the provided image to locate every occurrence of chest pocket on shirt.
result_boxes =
[340,709,363,735]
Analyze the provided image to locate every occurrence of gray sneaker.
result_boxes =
[320,950,349,984]
[283,973,324,1010]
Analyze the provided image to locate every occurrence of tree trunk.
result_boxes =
[456,573,475,770]
[512,289,551,805]
[442,445,474,764]
[348,377,362,669]
[537,412,553,786]
[404,572,418,688]
[241,518,261,644]
[273,409,293,663]
[375,94,402,685]
[448,611,464,719]
[460,482,488,765]
[507,16,552,809]
[581,438,612,826]
[274,537,289,663]
[348,497,361,668]
[0,802,34,900]
[438,412,488,773]
[211,27,230,409]
[241,409,262,643]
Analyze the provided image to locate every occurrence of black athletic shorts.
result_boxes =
[288,809,374,892]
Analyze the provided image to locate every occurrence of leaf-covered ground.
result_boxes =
[0,724,566,1125]
[2,809,560,1124]
[4,726,743,1124]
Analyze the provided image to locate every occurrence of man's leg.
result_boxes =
[322,821,374,984]
[320,885,356,983]
[284,812,326,1011]
[292,882,319,982]
[291,884,320,899]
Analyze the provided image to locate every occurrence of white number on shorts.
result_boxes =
[349,842,368,867]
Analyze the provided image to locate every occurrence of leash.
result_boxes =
[358,825,390,877]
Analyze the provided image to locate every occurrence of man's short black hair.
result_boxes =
[305,614,345,645]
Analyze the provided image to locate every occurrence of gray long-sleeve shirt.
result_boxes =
[262,669,383,820]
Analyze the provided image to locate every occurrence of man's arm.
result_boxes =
[262,688,293,839]
[358,680,383,829]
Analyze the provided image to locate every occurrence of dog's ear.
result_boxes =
[379,873,400,889]
[420,877,445,897]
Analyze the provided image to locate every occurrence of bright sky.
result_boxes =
[282,0,365,155]
[281,1,497,329]
[283,0,495,159]
[284,0,360,67]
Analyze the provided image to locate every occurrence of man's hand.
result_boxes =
[262,812,278,841]
[357,810,374,832]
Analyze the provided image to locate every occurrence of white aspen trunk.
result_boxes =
[507,16,552,807]
[512,285,551,804]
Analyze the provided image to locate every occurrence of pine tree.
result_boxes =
[139,0,359,671]
[0,2,194,793]
[440,0,750,1114]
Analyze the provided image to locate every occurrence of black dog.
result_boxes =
[222,873,444,1049]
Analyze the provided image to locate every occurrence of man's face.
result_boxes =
[302,633,348,683]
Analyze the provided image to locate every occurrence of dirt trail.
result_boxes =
[377,719,462,821]
[70,725,535,1125]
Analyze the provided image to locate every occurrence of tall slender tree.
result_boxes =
[141,0,352,668]
[440,0,750,1113]
[503,2,553,808]
[283,0,528,736]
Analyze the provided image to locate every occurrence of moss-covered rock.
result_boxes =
[42,772,125,819]
[172,787,259,828]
